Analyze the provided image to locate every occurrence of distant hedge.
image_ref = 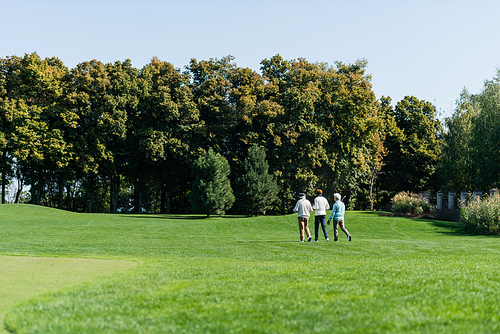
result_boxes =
[460,194,500,235]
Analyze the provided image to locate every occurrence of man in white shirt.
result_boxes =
[293,193,313,242]
[313,189,330,242]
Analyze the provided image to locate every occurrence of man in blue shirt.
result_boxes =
[327,193,352,242]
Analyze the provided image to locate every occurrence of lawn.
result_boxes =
[1,204,499,333]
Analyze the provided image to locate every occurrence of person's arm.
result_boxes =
[293,201,299,212]
[327,203,336,224]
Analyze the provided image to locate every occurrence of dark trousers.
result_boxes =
[314,215,328,240]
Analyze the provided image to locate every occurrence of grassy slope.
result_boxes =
[1,204,499,333]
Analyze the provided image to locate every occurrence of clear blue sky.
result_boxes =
[2,0,500,118]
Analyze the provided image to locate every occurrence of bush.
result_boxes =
[460,193,500,235]
[391,191,434,215]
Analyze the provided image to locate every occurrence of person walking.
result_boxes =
[313,189,330,242]
[293,193,313,242]
[327,193,352,242]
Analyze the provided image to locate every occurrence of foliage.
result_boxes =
[439,70,500,192]
[381,96,442,193]
[0,53,443,213]
[0,53,71,205]
[391,191,434,215]
[470,71,500,189]
[235,144,279,215]
[260,56,385,211]
[189,148,235,216]
[438,89,478,191]
[130,57,198,213]
[460,193,500,235]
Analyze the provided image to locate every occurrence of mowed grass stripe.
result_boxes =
[1,204,500,333]
[0,256,135,334]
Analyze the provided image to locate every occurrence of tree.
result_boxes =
[314,59,383,208]
[102,60,139,213]
[260,55,326,212]
[0,60,13,203]
[236,144,279,215]
[380,96,442,193]
[0,97,14,204]
[470,70,500,190]
[189,148,235,217]
[438,89,478,191]
[131,57,199,213]
[66,60,131,212]
[0,53,71,205]
[187,56,236,154]
[439,70,500,192]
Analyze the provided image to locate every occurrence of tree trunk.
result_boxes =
[110,173,120,213]
[30,174,36,204]
[36,185,42,205]
[113,174,120,213]
[0,151,5,204]
[66,183,73,211]
[166,192,171,214]
[110,174,115,213]
[15,177,23,203]
[58,172,64,209]
[160,187,171,214]
[1,181,5,204]
[369,162,380,211]
[88,174,94,213]
[160,188,166,214]
[133,178,141,213]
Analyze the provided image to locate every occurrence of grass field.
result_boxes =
[1,204,500,333]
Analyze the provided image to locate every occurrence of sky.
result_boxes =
[2,0,500,119]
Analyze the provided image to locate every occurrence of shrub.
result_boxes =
[460,193,500,235]
[391,191,434,215]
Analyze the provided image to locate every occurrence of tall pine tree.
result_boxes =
[236,144,279,215]
[189,148,235,217]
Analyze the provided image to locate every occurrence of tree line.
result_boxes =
[0,53,446,214]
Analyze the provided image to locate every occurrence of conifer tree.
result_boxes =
[236,144,279,215]
[189,148,235,217]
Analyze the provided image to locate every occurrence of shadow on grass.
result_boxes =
[429,220,500,238]
[428,220,475,236]
[376,211,478,237]
[236,240,305,244]
[123,214,250,220]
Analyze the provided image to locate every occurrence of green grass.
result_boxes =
[0,255,135,320]
[1,204,500,333]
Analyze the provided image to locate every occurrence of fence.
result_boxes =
[424,188,499,212]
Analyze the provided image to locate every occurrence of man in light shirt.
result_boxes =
[313,189,330,242]
[293,193,313,242]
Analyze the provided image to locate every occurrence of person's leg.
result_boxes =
[338,220,351,239]
[298,218,305,241]
[333,220,339,241]
[320,215,328,240]
[304,218,311,239]
[314,216,320,241]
